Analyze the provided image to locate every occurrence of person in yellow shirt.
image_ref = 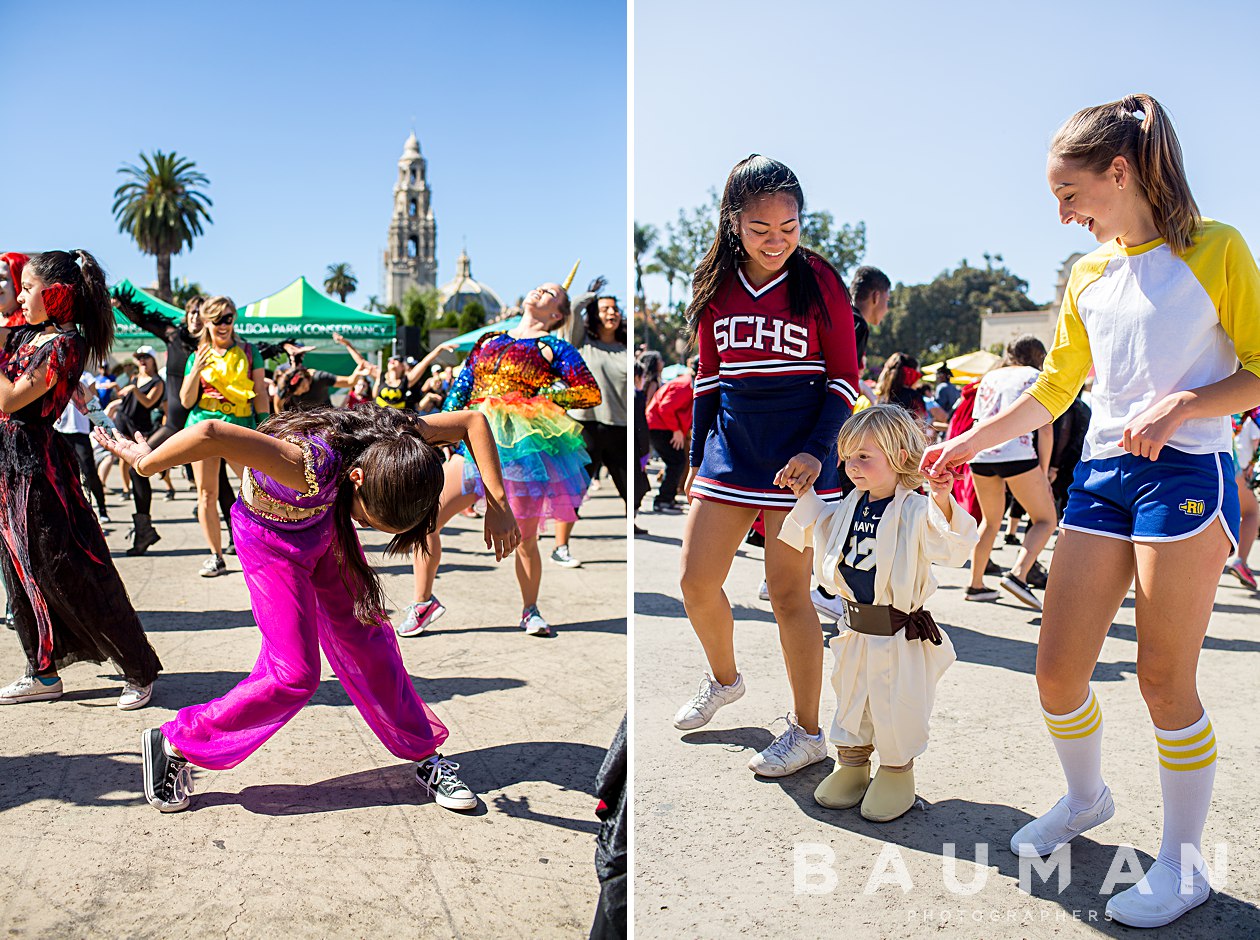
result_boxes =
[924,94,1260,929]
[181,296,270,577]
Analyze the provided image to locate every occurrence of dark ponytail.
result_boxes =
[26,249,114,362]
[687,154,837,333]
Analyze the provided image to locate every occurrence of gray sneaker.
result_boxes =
[673,673,745,730]
[416,754,477,811]
[0,674,64,704]
[1010,785,1115,857]
[549,545,582,568]
[199,555,227,578]
[748,714,828,777]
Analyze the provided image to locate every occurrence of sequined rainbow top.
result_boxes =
[444,332,601,412]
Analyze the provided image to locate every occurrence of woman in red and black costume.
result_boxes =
[0,250,161,709]
[673,156,861,779]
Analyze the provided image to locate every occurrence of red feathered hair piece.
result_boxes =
[0,252,29,327]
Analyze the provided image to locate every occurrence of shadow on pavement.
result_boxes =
[0,750,139,811]
[635,591,777,626]
[432,617,625,637]
[944,624,1136,682]
[138,609,256,632]
[147,671,526,711]
[189,740,607,833]
[768,774,1260,937]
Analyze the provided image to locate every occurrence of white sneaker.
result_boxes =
[1105,858,1211,928]
[673,673,745,730]
[811,586,847,624]
[396,597,446,637]
[416,753,478,811]
[748,714,828,777]
[549,545,582,568]
[1010,786,1115,857]
[520,605,551,637]
[0,674,63,704]
[757,580,770,601]
[118,680,153,710]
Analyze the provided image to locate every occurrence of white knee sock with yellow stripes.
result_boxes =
[1043,688,1104,812]
[1155,711,1217,875]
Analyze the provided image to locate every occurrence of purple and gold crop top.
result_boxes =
[240,434,341,528]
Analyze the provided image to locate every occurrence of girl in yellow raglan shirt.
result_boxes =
[924,94,1260,929]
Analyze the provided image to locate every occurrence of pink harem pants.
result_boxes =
[163,503,449,770]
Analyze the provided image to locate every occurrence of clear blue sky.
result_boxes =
[635,0,1260,307]
[0,0,627,312]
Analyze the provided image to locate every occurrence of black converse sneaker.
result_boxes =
[1000,573,1043,611]
[141,728,193,812]
[416,754,477,811]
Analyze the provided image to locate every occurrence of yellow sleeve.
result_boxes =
[1027,255,1105,419]
[1190,222,1260,380]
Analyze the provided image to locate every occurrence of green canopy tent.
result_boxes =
[237,276,397,374]
[112,279,187,345]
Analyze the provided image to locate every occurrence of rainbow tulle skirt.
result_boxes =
[460,393,591,532]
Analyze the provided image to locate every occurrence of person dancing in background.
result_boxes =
[95,405,518,813]
[180,296,270,577]
[397,274,600,639]
[553,280,629,568]
[0,250,161,709]
[924,94,1260,928]
[671,155,860,778]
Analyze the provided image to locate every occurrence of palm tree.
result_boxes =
[365,294,383,313]
[634,222,658,305]
[324,263,358,304]
[112,151,213,302]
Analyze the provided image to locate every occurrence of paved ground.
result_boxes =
[634,498,1260,939]
[0,477,625,939]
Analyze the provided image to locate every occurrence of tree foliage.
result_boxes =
[867,254,1038,367]
[457,300,486,335]
[323,262,358,303]
[171,278,203,309]
[112,151,213,302]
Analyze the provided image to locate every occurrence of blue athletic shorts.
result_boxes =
[1061,448,1239,549]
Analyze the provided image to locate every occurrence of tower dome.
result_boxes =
[438,249,504,317]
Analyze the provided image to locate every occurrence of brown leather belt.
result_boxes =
[843,600,944,645]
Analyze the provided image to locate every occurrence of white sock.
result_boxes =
[1155,710,1217,878]
[1042,688,1105,811]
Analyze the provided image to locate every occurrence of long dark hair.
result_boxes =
[259,407,445,624]
[26,250,113,362]
[585,294,627,345]
[687,155,839,331]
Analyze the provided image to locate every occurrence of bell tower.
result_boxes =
[385,131,437,306]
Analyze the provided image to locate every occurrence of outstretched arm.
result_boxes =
[405,343,455,387]
[415,409,520,559]
[93,420,306,491]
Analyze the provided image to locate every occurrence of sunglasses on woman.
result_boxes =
[208,314,236,326]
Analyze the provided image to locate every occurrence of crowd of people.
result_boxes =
[0,249,621,833]
[655,92,1260,929]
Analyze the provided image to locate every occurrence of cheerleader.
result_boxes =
[779,405,976,821]
[672,155,860,778]
[924,94,1260,928]
[397,278,600,638]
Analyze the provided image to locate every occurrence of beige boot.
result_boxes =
[859,765,916,822]
[814,761,871,809]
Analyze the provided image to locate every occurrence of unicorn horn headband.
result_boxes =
[562,259,580,291]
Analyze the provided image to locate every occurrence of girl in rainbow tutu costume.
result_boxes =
[398,279,601,638]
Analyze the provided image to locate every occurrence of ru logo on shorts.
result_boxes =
[1179,498,1206,516]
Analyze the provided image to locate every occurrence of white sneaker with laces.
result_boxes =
[1105,858,1211,928]
[757,581,770,602]
[549,545,582,568]
[397,597,446,637]
[673,673,745,730]
[520,606,551,636]
[0,674,63,704]
[748,714,828,777]
[118,680,153,711]
[416,753,477,811]
[1010,785,1115,857]
[810,586,847,624]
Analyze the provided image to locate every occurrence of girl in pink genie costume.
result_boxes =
[95,404,521,813]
